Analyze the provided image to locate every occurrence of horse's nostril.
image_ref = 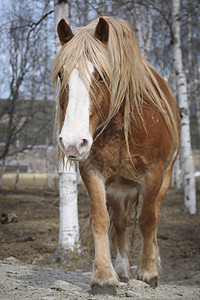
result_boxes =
[68,155,77,160]
[80,139,88,147]
[58,137,64,149]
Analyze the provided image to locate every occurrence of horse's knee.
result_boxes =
[139,209,160,237]
[90,208,110,235]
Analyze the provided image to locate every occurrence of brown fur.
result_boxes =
[52,17,181,288]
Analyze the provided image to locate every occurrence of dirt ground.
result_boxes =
[0,185,200,291]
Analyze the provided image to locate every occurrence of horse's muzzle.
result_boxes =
[58,136,91,161]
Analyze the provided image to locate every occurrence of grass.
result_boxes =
[1,173,58,190]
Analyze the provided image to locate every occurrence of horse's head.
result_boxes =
[56,18,110,161]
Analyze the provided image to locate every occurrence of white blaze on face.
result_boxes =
[59,60,94,160]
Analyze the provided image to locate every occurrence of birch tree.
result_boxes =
[196,72,200,138]
[52,0,81,263]
[171,0,196,214]
[187,0,200,144]
[132,2,152,60]
[132,3,144,56]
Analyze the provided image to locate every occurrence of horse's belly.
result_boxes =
[106,176,140,200]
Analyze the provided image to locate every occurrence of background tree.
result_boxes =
[46,0,81,266]
[171,0,196,214]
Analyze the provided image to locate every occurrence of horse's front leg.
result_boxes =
[80,164,119,290]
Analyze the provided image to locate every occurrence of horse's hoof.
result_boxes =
[149,277,157,288]
[137,276,157,289]
[90,284,117,295]
[119,276,129,283]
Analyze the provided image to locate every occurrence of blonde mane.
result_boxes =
[52,16,179,159]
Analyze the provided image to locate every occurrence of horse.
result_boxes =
[52,16,181,293]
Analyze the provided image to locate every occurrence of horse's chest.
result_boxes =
[89,141,123,177]
[89,132,123,173]
[89,119,151,180]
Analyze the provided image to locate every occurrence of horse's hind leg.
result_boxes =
[138,165,173,287]
[108,195,130,282]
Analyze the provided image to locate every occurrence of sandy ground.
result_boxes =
[0,187,200,299]
[0,256,200,300]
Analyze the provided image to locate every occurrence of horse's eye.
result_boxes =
[98,74,104,82]
[58,71,62,80]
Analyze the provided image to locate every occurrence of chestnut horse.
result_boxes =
[52,17,181,292]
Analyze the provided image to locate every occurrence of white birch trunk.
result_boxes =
[170,72,182,190]
[141,6,146,44]
[54,0,80,253]
[160,5,165,75]
[174,156,182,192]
[196,68,200,138]
[54,0,68,51]
[172,0,196,214]
[132,4,144,56]
[144,7,152,60]
[187,0,193,116]
[133,4,152,60]
[196,87,200,139]
[59,160,80,251]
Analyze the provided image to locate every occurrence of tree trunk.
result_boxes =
[187,0,192,112]
[54,0,68,51]
[172,0,196,214]
[0,158,6,188]
[174,156,182,192]
[52,0,80,261]
[132,3,152,60]
[144,7,152,60]
[196,90,200,141]
[160,5,165,76]
[14,137,20,189]
[58,161,80,251]
[14,157,20,189]
[132,4,144,56]
[170,71,182,191]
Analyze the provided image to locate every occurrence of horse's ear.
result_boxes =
[57,19,74,45]
[94,18,109,44]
